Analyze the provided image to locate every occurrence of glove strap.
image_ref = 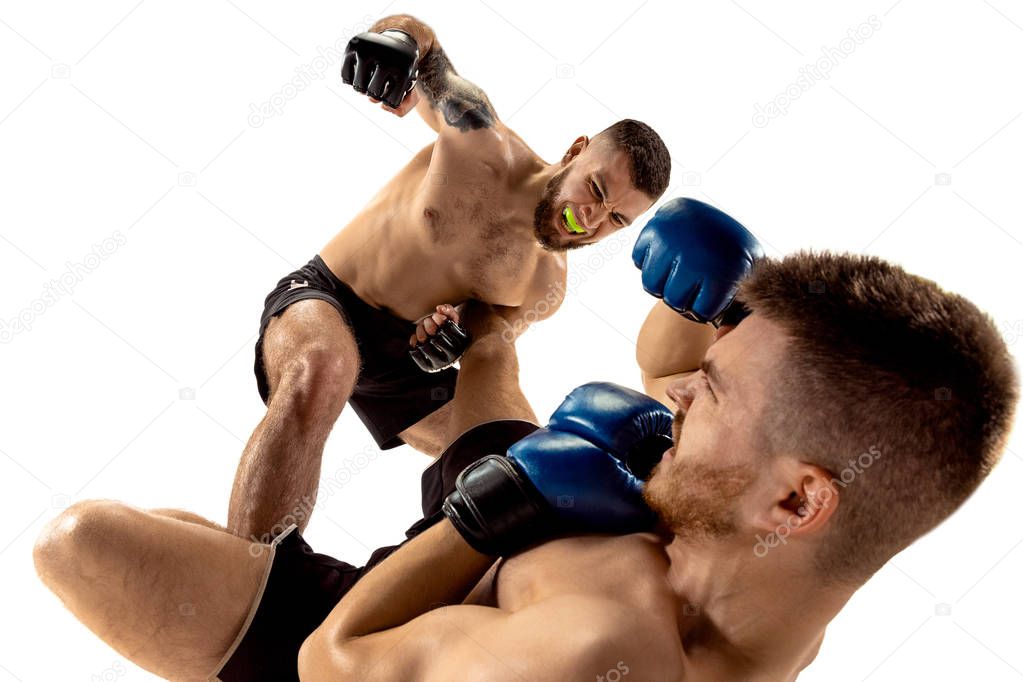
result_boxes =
[713,298,752,328]
[624,433,674,480]
[379,29,418,51]
[442,455,552,556]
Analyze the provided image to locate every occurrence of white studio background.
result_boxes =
[1,0,1022,680]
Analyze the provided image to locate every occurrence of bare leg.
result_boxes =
[228,300,359,540]
[151,507,228,531]
[34,500,268,681]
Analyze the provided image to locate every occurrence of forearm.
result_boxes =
[323,519,494,641]
[369,15,496,132]
[370,14,435,54]
[636,300,716,378]
[459,324,537,425]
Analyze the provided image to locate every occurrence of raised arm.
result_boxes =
[637,300,716,405]
[365,14,499,134]
[631,198,763,404]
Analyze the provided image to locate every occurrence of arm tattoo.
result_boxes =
[417,47,497,132]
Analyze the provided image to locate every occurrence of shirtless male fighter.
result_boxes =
[231,13,670,542]
[34,199,1018,681]
[295,200,1018,680]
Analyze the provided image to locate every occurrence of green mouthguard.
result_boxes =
[564,206,585,234]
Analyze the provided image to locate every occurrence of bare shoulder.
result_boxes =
[432,120,512,176]
[557,593,685,681]
[534,251,567,292]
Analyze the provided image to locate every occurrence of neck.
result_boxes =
[663,534,857,675]
[517,158,558,201]
[508,159,562,248]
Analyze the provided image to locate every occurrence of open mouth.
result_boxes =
[562,206,586,235]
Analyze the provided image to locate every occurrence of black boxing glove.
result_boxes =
[341,29,419,109]
[409,319,471,373]
[442,383,670,556]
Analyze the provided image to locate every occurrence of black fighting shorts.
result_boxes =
[211,419,540,682]
[254,255,459,449]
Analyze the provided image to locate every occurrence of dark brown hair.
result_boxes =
[595,119,670,200]
[740,251,1018,583]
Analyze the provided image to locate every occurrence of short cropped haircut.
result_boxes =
[740,252,1018,584]
[594,119,671,200]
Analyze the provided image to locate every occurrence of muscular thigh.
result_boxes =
[36,501,270,681]
[261,299,360,401]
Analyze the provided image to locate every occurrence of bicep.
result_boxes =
[516,263,567,327]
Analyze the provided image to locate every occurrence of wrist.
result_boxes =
[379,29,418,52]
[372,15,434,54]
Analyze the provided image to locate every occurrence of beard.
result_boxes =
[533,167,585,252]
[643,416,756,541]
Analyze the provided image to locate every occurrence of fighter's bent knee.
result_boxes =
[275,342,357,414]
[33,499,129,586]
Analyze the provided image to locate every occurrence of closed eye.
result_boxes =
[701,374,716,401]
[590,180,626,227]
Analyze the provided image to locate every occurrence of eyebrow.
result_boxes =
[701,358,726,395]
[597,174,632,224]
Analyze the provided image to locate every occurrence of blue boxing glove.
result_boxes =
[442,383,673,556]
[632,198,764,326]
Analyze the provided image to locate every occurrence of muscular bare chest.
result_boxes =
[323,134,551,318]
[417,176,537,304]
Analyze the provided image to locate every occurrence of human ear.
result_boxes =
[754,462,838,537]
[562,135,589,164]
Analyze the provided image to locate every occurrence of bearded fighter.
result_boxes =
[231,12,670,542]
[293,201,1017,680]
[35,199,1018,680]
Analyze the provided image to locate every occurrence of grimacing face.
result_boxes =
[643,314,791,541]
[533,137,655,251]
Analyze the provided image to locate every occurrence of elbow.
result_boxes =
[635,340,660,377]
[297,627,358,682]
[297,629,326,682]
[640,370,664,403]
[640,369,655,396]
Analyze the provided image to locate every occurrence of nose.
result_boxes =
[666,377,695,411]
[580,202,608,230]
